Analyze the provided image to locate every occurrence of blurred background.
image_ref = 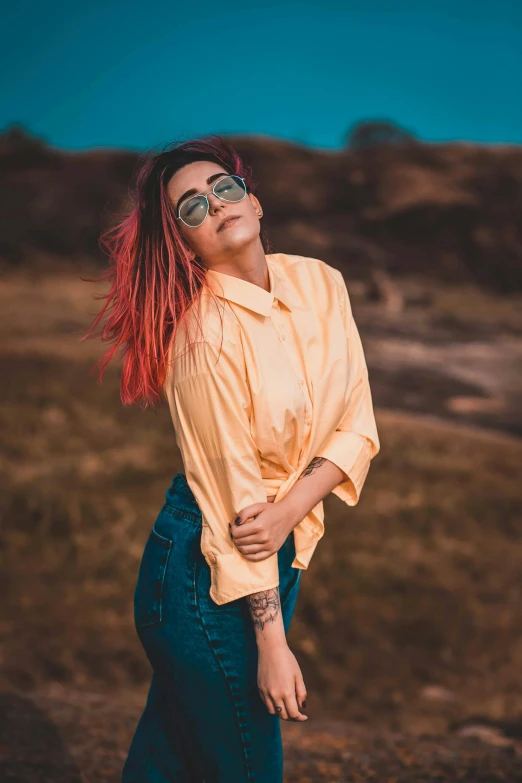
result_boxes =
[1,1,522,781]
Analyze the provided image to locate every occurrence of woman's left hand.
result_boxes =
[229,499,299,561]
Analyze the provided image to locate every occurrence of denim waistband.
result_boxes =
[164,472,202,519]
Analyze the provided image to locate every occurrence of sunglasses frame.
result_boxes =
[175,175,248,228]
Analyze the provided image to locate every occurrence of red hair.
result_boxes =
[81,134,272,409]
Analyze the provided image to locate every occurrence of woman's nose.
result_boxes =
[208,193,224,212]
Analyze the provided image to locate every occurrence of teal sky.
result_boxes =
[1,0,521,151]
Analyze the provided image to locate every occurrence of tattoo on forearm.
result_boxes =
[246,587,281,632]
[298,456,326,480]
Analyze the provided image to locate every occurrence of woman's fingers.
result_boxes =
[269,696,289,721]
[235,541,266,553]
[265,691,307,721]
[230,522,266,544]
[235,542,274,560]
[234,502,267,523]
[282,689,308,722]
[242,549,274,561]
[260,690,280,717]
[229,522,265,546]
[229,529,273,560]
[295,674,308,714]
[236,543,274,559]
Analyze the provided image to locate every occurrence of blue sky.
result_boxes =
[1,0,521,151]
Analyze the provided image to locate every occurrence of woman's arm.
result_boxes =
[225,460,344,723]
[279,456,347,528]
[230,456,347,560]
[244,585,308,722]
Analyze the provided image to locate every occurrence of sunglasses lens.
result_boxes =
[179,196,208,227]
[214,175,246,202]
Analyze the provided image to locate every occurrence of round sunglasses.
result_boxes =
[175,174,247,228]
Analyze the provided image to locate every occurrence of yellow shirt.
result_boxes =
[164,253,380,605]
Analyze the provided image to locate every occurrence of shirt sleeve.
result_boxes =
[315,271,380,506]
[166,339,279,605]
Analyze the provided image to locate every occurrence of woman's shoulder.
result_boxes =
[167,285,241,368]
[272,252,345,289]
[271,252,346,311]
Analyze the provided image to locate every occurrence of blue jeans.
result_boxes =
[121,472,302,783]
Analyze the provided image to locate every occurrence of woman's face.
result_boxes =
[167,160,263,266]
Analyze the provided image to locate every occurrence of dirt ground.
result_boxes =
[1,684,522,782]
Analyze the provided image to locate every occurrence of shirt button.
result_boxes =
[299,379,305,386]
[281,334,286,341]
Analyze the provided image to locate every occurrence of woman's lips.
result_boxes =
[218,216,241,232]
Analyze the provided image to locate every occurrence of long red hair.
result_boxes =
[81,134,272,409]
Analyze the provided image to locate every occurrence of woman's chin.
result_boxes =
[218,229,256,250]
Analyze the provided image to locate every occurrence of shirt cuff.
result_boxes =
[205,548,280,605]
[315,431,373,506]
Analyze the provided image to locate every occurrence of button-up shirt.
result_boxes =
[164,253,380,605]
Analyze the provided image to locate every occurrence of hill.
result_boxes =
[1,123,522,292]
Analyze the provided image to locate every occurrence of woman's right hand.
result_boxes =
[257,641,308,721]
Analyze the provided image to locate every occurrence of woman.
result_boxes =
[85,135,380,782]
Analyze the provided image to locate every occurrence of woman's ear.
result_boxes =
[249,193,262,217]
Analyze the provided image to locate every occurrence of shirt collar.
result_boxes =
[204,254,299,316]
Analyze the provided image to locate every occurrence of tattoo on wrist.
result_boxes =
[246,587,281,632]
[298,456,326,480]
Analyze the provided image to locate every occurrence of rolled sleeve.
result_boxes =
[166,340,279,605]
[316,272,380,506]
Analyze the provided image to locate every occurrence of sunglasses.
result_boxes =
[175,174,248,228]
